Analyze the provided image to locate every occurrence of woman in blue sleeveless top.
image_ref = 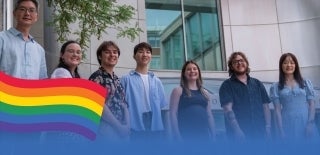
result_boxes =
[170,60,216,142]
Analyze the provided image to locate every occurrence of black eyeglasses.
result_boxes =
[17,7,37,14]
[232,59,245,65]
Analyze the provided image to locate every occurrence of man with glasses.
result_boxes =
[219,52,271,142]
[0,0,47,79]
[0,0,47,146]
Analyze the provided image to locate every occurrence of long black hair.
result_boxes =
[57,40,81,78]
[278,53,304,90]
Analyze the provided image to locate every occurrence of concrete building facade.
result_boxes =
[1,0,320,140]
[2,0,320,88]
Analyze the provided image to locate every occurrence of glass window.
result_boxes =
[186,13,201,60]
[150,56,160,69]
[146,0,223,71]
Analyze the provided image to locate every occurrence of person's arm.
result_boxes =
[119,92,130,130]
[269,83,285,139]
[258,80,272,140]
[206,98,216,141]
[307,100,316,123]
[101,104,130,138]
[223,102,245,141]
[39,49,48,79]
[169,87,182,141]
[306,99,316,137]
[158,80,170,136]
[122,103,130,128]
[161,109,170,138]
[263,103,272,139]
[304,79,316,138]
[273,103,285,139]
[0,37,3,62]
[92,75,130,138]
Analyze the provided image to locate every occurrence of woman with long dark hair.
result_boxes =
[270,53,319,142]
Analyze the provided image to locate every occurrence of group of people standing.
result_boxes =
[0,0,319,144]
[220,52,319,143]
[49,39,167,143]
[52,41,169,143]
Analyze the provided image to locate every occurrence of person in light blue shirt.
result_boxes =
[121,42,168,142]
[0,0,47,79]
[0,0,47,147]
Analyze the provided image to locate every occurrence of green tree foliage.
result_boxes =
[47,0,142,50]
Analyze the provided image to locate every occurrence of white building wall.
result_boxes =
[276,0,320,88]
[41,0,319,88]
[221,0,320,87]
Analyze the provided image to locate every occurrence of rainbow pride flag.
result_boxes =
[0,71,107,140]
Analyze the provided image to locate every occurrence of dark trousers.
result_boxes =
[130,112,165,142]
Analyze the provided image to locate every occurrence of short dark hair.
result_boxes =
[133,42,152,56]
[15,0,39,11]
[96,41,120,65]
[227,51,250,76]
